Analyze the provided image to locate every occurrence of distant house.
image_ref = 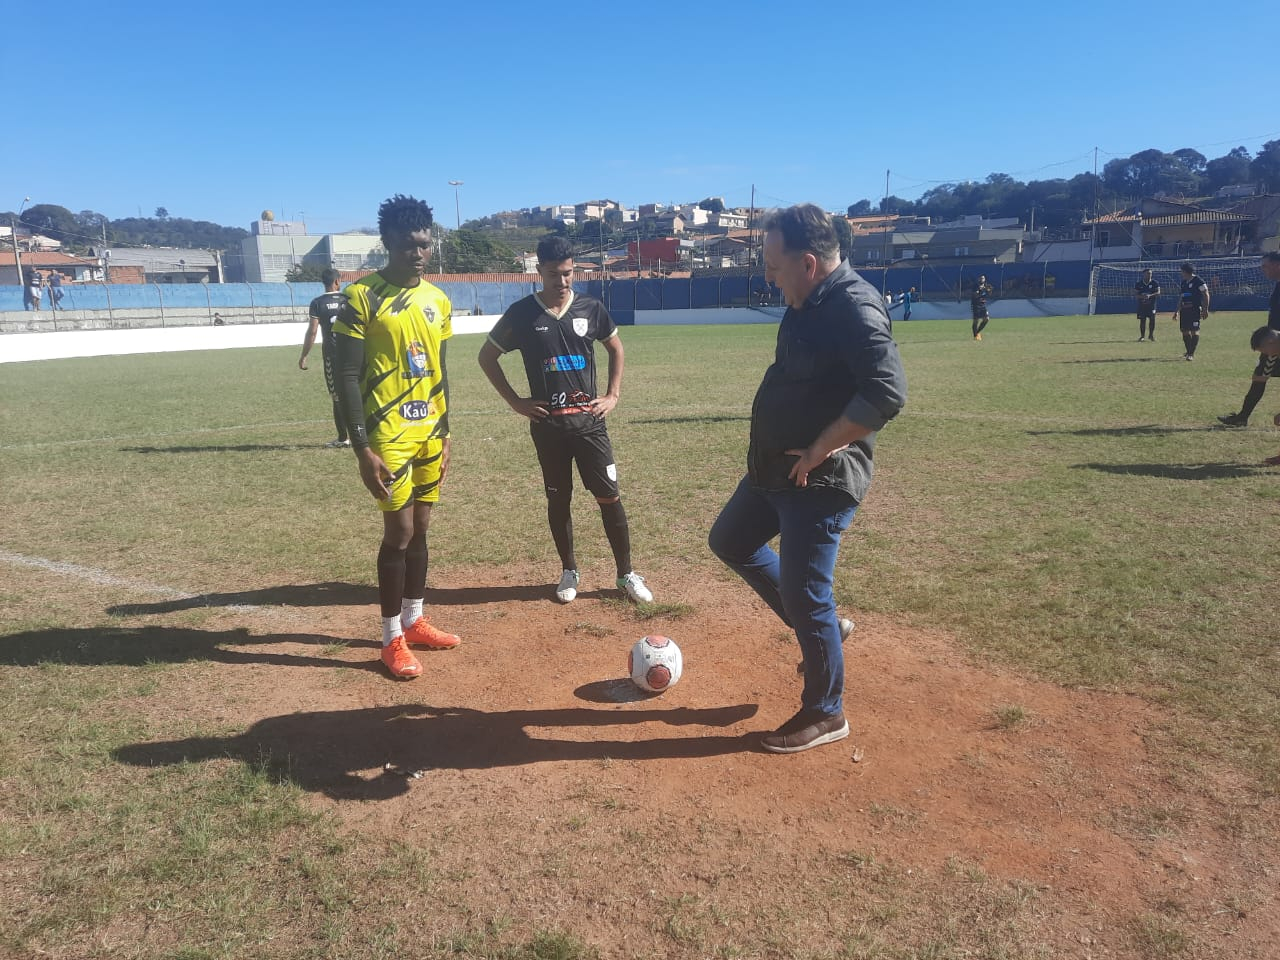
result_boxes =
[93,247,220,284]
[849,216,1025,267]
[0,250,102,286]
[1054,198,1258,262]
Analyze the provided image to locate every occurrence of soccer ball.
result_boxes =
[629,635,683,693]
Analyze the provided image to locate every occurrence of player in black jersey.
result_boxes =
[299,268,350,447]
[1173,262,1210,360]
[478,235,655,605]
[1134,268,1160,341]
[1249,327,1280,463]
[1218,252,1280,427]
[970,275,993,340]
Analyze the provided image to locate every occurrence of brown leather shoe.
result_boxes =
[761,709,849,754]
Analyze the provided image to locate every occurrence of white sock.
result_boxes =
[381,616,402,647]
[401,598,424,628]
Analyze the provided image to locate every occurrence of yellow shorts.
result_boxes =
[373,435,445,512]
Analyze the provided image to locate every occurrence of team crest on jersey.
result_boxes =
[406,341,428,377]
[572,315,589,337]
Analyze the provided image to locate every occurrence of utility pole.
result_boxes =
[11,197,30,294]
[881,170,891,273]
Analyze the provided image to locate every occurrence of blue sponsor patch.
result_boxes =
[400,400,433,421]
[542,354,587,372]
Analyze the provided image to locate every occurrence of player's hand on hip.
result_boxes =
[590,394,618,418]
[357,448,394,500]
[512,398,549,421]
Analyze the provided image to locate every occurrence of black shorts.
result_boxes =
[531,421,619,500]
[1136,303,1156,320]
[1178,310,1201,333]
[971,306,989,321]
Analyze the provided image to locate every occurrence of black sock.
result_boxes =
[1183,332,1193,354]
[600,499,632,579]
[1188,334,1199,357]
[376,542,407,618]
[331,401,347,441]
[1240,381,1267,419]
[403,533,428,601]
[977,318,989,334]
[547,497,575,570]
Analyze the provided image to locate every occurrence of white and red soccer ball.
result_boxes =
[629,635,683,693]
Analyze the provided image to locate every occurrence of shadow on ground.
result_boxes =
[108,581,376,616]
[1028,424,1207,438]
[1073,461,1268,480]
[0,625,376,670]
[112,702,760,799]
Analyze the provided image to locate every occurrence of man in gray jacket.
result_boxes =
[709,204,907,754]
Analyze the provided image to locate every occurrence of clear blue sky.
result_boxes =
[7,0,1275,234]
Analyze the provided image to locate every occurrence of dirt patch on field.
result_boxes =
[113,561,1279,958]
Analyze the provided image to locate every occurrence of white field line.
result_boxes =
[0,548,280,619]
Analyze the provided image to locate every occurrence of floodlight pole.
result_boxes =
[448,180,463,230]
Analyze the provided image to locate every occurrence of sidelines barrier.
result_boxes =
[0,315,501,364]
[2,299,1093,365]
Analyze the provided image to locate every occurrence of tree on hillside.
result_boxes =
[698,197,725,213]
[879,195,915,215]
[439,229,520,273]
[846,200,872,217]
[1205,147,1253,195]
[285,263,332,283]
[1250,140,1280,191]
[20,204,78,244]
[155,207,169,219]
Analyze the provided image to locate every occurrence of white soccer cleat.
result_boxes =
[555,569,579,603]
[617,572,653,603]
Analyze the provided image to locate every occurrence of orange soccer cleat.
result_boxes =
[381,635,423,679]
[403,617,461,650]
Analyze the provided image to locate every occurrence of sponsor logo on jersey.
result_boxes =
[573,316,589,337]
[400,400,436,421]
[534,324,549,332]
[543,354,587,372]
[406,341,428,377]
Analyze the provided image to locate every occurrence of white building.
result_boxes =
[239,218,387,282]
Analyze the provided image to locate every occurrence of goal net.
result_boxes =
[1089,258,1270,315]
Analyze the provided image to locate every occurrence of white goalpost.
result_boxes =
[1088,258,1269,315]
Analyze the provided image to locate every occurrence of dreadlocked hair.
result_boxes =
[377,194,434,241]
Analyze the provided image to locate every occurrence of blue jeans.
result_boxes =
[709,475,857,716]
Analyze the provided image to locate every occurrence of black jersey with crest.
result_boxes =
[488,293,618,435]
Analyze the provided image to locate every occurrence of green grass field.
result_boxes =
[2,311,1278,958]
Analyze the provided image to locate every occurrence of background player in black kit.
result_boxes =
[1134,268,1159,342]
[478,235,655,605]
[1218,252,1280,427]
[970,275,993,340]
[298,268,350,447]
[1174,262,1210,361]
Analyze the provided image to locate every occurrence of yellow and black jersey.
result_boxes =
[333,273,452,445]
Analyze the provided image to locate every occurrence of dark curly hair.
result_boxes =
[377,194,434,242]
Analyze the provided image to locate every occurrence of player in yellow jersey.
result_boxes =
[333,194,461,679]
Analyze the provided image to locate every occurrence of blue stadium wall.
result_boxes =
[6,260,1265,319]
